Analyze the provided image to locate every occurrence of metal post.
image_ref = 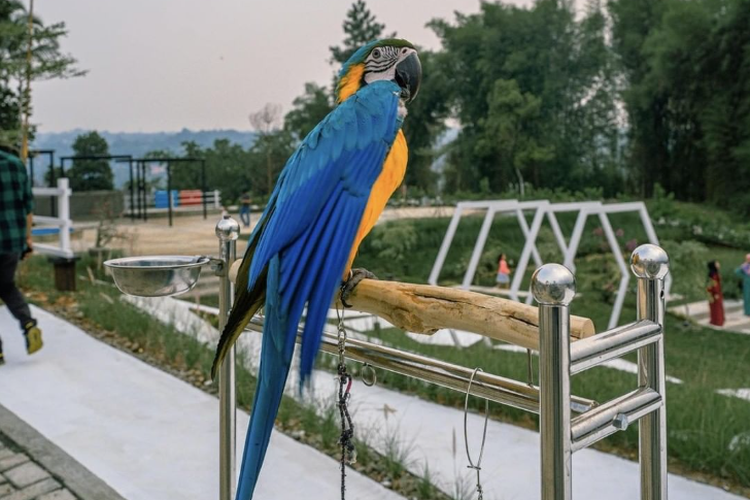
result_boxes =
[532,264,575,500]
[201,159,208,220]
[631,245,669,500]
[128,159,135,222]
[167,162,173,227]
[216,216,239,500]
[50,160,58,217]
[142,163,148,223]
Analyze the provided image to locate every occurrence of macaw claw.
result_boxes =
[340,268,378,308]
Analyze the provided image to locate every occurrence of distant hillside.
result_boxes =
[31,129,256,187]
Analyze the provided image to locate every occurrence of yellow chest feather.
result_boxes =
[345,129,408,273]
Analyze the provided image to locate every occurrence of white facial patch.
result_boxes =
[363,46,417,87]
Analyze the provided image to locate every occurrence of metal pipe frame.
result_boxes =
[215,216,239,500]
[214,236,669,498]
[243,317,596,414]
[532,244,669,499]
[571,387,661,452]
[569,320,661,374]
[635,249,669,500]
[532,264,575,500]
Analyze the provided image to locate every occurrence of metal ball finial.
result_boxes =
[630,244,669,280]
[215,215,240,241]
[531,264,576,306]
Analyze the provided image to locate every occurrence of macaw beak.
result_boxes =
[395,52,422,103]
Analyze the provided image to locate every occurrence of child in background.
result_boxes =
[496,253,511,289]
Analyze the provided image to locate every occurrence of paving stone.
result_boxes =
[0,473,6,484]
[0,455,28,474]
[3,462,49,489]
[38,489,76,500]
[0,449,12,461]
[0,482,15,496]
[2,478,59,500]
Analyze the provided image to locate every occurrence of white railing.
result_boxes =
[32,178,74,259]
[123,189,222,211]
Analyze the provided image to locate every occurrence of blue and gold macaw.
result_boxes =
[211,38,421,499]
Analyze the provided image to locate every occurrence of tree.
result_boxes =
[610,0,750,214]
[250,103,291,195]
[284,82,332,140]
[67,131,113,191]
[430,0,621,195]
[400,50,451,192]
[0,1,84,152]
[329,0,388,66]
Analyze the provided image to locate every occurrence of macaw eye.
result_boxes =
[372,49,381,59]
[401,48,408,54]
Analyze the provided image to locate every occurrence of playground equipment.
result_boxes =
[105,215,671,500]
[429,199,670,329]
[121,157,209,226]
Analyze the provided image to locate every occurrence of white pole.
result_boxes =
[57,178,72,257]
[428,205,463,285]
[214,190,221,209]
[461,207,496,289]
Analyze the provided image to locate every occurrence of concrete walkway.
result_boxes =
[0,305,403,500]
[0,402,127,500]
[670,299,750,334]
[129,297,746,500]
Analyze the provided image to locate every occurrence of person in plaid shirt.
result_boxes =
[0,145,43,365]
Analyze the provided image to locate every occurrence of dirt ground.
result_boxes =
[68,206,456,258]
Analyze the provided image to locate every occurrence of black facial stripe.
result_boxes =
[367,59,396,72]
[365,46,401,74]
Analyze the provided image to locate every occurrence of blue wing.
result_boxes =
[234,80,403,500]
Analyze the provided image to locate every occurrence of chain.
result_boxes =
[335,304,356,500]
[464,368,489,500]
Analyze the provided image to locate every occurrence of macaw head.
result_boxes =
[335,38,422,105]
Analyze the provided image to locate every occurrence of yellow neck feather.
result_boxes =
[336,64,365,104]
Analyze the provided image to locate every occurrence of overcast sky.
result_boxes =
[31,0,536,133]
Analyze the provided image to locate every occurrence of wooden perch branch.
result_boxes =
[228,260,595,350]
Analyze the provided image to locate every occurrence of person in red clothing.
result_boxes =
[495,253,512,289]
[706,260,725,327]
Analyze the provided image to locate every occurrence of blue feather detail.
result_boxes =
[235,80,403,500]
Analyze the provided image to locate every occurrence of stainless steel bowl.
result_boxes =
[104,255,210,297]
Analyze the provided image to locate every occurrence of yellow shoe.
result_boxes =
[24,321,43,355]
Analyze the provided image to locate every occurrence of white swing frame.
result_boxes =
[428,200,670,330]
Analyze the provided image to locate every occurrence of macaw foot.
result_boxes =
[340,268,378,308]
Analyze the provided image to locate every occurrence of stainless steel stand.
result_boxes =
[215,216,239,500]
[532,244,669,500]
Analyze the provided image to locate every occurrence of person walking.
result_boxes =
[735,254,750,316]
[239,191,252,227]
[706,260,725,326]
[0,146,43,365]
[495,253,512,289]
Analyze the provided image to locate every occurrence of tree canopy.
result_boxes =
[151,0,750,216]
[68,131,113,191]
[0,0,83,151]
